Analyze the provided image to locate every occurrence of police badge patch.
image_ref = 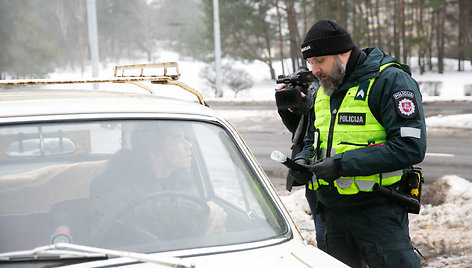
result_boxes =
[392,90,419,119]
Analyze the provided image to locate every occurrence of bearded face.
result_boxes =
[316,55,346,96]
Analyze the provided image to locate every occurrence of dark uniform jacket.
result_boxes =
[89,149,199,238]
[295,47,427,209]
[278,82,317,191]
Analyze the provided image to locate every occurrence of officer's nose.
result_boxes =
[311,65,321,75]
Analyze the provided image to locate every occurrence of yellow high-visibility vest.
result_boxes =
[310,63,402,195]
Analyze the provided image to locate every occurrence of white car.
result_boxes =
[0,63,347,268]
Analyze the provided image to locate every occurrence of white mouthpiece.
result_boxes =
[270,150,287,163]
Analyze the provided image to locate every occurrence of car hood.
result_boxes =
[184,240,347,268]
[65,239,347,268]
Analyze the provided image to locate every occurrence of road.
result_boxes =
[209,100,472,189]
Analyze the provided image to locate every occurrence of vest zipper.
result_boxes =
[326,109,338,157]
[338,141,376,147]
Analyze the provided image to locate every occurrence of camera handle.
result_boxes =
[292,114,305,146]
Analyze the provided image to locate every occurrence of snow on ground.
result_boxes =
[426,114,472,130]
[279,175,472,268]
[410,176,472,267]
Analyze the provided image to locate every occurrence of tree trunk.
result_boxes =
[299,0,308,68]
[267,60,276,80]
[437,3,447,74]
[393,0,401,59]
[400,0,407,64]
[384,0,394,54]
[428,8,435,71]
[416,1,425,74]
[285,1,300,72]
[314,0,323,22]
[375,0,382,49]
[257,2,276,80]
[458,0,466,71]
[336,0,347,27]
[275,0,286,75]
[364,0,375,46]
[301,0,308,37]
[363,1,372,46]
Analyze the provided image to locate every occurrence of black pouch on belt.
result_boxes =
[402,166,424,214]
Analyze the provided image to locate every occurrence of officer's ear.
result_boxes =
[338,50,351,64]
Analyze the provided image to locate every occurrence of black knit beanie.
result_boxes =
[301,20,355,59]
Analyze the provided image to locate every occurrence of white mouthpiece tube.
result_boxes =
[270,150,287,163]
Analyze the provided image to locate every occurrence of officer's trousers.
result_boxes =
[305,185,326,251]
[323,203,420,268]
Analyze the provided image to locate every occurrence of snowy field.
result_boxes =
[51,52,472,267]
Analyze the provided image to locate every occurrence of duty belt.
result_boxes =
[335,170,403,191]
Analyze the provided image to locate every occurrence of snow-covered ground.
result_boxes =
[279,175,472,268]
[51,51,472,267]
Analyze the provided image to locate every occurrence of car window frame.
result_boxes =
[0,112,294,255]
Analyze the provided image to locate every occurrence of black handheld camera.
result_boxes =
[275,67,315,114]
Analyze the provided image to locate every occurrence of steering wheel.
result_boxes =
[97,191,210,246]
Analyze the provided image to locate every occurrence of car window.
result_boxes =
[0,119,287,254]
[194,124,276,219]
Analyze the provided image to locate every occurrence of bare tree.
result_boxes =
[199,63,220,97]
[458,0,466,71]
[428,5,435,71]
[256,1,276,80]
[374,0,383,50]
[393,0,401,60]
[284,0,301,73]
[225,68,254,97]
[199,63,253,97]
[436,1,447,73]
[400,0,407,63]
[415,0,426,74]
[274,0,287,75]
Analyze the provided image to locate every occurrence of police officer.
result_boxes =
[292,20,426,267]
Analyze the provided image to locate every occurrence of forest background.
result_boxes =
[1,0,471,83]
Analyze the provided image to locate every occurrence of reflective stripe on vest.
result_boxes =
[309,62,403,194]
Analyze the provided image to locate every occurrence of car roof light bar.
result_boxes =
[114,62,207,106]
[114,62,181,80]
[0,62,206,106]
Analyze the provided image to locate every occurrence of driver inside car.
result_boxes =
[89,122,227,246]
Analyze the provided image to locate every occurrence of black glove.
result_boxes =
[310,157,341,183]
[288,159,313,184]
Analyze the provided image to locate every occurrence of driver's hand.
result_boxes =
[205,200,227,234]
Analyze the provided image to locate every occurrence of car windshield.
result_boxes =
[0,119,288,254]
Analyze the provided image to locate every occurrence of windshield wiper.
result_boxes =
[0,243,195,268]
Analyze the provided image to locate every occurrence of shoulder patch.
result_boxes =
[392,90,419,120]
